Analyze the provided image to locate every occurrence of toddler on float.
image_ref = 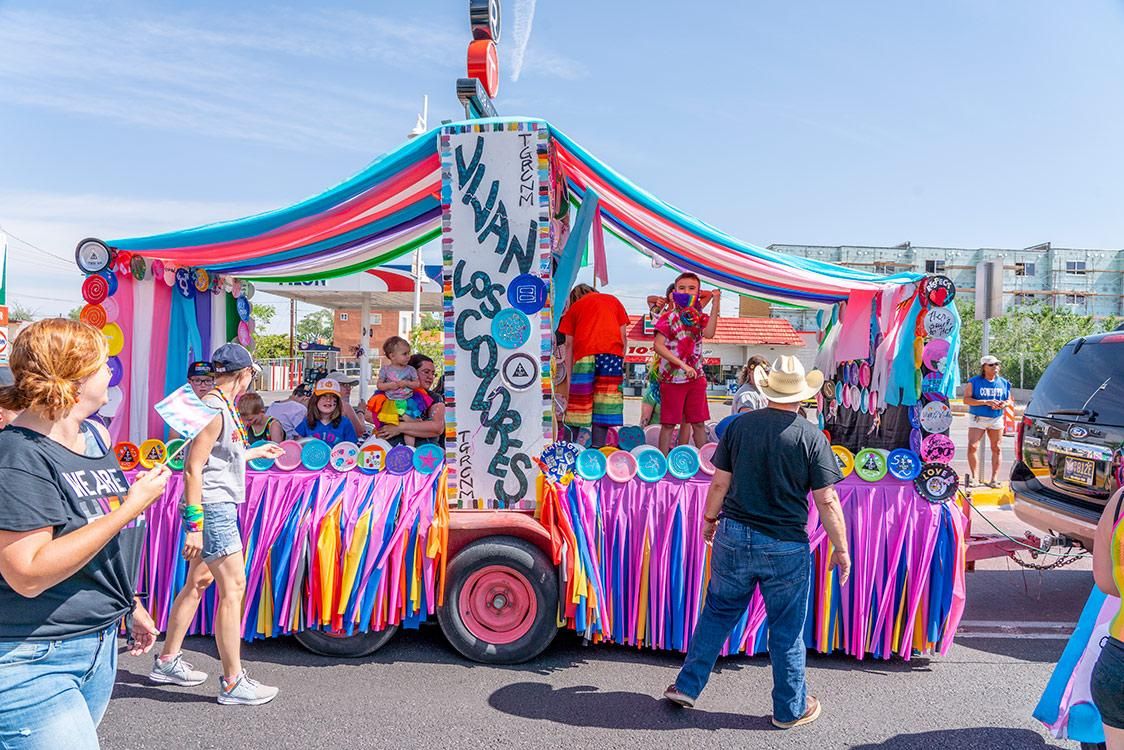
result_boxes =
[295,378,358,445]
[366,336,433,447]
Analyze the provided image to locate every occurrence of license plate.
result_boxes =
[1061,456,1095,487]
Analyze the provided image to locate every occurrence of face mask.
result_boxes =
[672,292,698,309]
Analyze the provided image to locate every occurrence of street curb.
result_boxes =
[964,484,1014,507]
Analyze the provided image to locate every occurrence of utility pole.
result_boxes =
[289,299,297,387]
[408,95,428,331]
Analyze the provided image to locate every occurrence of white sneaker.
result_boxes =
[218,670,279,706]
[149,653,208,687]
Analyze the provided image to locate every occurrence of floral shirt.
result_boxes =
[654,306,710,384]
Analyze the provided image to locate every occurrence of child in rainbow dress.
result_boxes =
[366,336,433,447]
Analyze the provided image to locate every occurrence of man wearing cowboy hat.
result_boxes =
[664,355,850,729]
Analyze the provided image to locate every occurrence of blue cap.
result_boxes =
[211,343,260,375]
[187,361,213,378]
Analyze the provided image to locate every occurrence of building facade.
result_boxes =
[766,243,1123,330]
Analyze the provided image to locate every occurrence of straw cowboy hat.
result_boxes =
[753,355,824,404]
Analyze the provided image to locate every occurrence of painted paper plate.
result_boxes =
[922,390,949,406]
[540,442,582,482]
[164,438,186,471]
[920,433,956,464]
[699,442,718,475]
[632,445,668,483]
[231,279,242,298]
[102,323,124,357]
[114,442,140,471]
[575,448,608,481]
[413,443,444,474]
[831,445,855,478]
[859,362,872,388]
[236,295,252,322]
[107,356,124,387]
[599,446,618,458]
[101,296,119,324]
[237,321,253,348]
[909,428,923,455]
[249,440,277,471]
[841,385,852,410]
[922,339,950,372]
[275,440,303,471]
[100,386,123,419]
[886,448,922,481]
[919,401,953,434]
[174,268,195,299]
[644,424,662,447]
[908,406,921,430]
[923,307,956,339]
[330,441,359,472]
[667,445,701,479]
[81,273,110,305]
[385,444,415,475]
[79,303,107,328]
[570,427,592,448]
[243,281,256,300]
[358,441,388,473]
[705,421,720,444]
[194,268,211,293]
[130,254,148,281]
[606,449,638,483]
[854,448,888,482]
[138,439,167,469]
[835,381,844,403]
[300,438,332,471]
[490,308,532,349]
[915,463,959,503]
[869,390,879,414]
[921,275,956,307]
[604,426,619,448]
[507,273,548,314]
[75,238,112,274]
[859,387,869,414]
[921,373,944,395]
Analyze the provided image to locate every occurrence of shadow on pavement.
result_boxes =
[112,670,215,704]
[487,682,772,731]
[850,727,1063,749]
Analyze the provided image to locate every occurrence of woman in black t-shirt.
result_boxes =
[0,319,170,749]
[376,354,445,447]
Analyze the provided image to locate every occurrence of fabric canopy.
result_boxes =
[107,117,921,305]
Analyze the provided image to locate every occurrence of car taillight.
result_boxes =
[1015,416,1032,463]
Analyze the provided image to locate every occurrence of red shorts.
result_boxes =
[659,378,710,426]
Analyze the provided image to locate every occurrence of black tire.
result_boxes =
[293,624,399,658]
[1079,743,1106,750]
[438,536,558,664]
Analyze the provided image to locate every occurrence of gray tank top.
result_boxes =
[193,393,246,504]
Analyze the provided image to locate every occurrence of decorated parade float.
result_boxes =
[68,0,969,665]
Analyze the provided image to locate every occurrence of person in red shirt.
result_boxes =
[557,284,630,447]
[654,272,721,454]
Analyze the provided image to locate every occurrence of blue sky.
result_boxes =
[3,0,1124,328]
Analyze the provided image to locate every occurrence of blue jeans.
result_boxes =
[674,517,812,723]
[202,501,243,563]
[0,625,118,749]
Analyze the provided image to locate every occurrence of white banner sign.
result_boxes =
[440,122,551,509]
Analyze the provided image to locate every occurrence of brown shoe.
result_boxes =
[772,696,821,729]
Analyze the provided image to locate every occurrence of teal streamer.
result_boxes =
[552,189,600,329]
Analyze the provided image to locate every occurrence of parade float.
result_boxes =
[69,0,968,665]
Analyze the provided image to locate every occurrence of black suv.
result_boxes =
[1011,329,1124,551]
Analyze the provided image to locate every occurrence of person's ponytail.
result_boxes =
[0,319,108,422]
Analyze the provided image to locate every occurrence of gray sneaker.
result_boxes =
[218,670,279,706]
[149,653,208,687]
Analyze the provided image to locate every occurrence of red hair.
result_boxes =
[0,318,109,421]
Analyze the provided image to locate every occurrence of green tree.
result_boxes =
[67,306,83,321]
[8,302,36,322]
[252,303,277,327]
[253,333,292,359]
[295,309,333,344]
[410,314,443,377]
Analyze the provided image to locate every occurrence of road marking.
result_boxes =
[956,620,1076,640]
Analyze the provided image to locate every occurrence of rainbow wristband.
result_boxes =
[181,503,204,533]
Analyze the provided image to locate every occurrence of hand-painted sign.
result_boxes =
[441,122,551,509]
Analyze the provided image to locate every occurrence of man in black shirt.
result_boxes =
[664,356,850,729]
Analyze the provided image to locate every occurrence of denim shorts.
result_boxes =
[202,501,243,563]
[1092,635,1124,729]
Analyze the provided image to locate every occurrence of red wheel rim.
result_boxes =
[459,565,537,645]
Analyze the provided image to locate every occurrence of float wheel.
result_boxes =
[293,624,399,658]
[438,536,558,664]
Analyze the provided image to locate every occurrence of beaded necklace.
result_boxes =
[211,388,250,447]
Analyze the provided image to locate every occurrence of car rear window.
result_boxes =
[1028,339,1124,424]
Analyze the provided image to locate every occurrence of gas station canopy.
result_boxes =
[255,264,443,312]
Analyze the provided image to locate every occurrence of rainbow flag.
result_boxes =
[155,384,220,440]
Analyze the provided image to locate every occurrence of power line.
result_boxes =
[0,227,74,265]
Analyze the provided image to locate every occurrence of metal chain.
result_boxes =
[1006,546,1088,570]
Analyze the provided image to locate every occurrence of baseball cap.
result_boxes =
[313,378,342,397]
[980,355,1001,366]
[187,361,214,378]
[327,369,359,386]
[0,366,12,387]
[212,343,261,375]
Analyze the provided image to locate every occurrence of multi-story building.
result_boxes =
[767,243,1123,330]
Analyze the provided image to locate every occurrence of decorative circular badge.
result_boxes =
[114,442,140,471]
[329,441,359,472]
[81,274,110,305]
[886,448,922,481]
[643,424,662,447]
[922,339,950,373]
[859,387,870,414]
[667,445,701,480]
[138,439,167,469]
[231,279,242,298]
[923,307,956,339]
[632,445,668,483]
[274,440,303,471]
[130,254,148,281]
[165,439,187,470]
[854,448,888,482]
[919,401,953,434]
[909,428,923,455]
[500,352,538,391]
[80,303,107,329]
[237,321,253,348]
[249,440,278,472]
[358,438,390,473]
[101,296,119,324]
[698,442,718,475]
[606,449,638,483]
[921,373,944,394]
[507,273,548,314]
[491,308,532,350]
[831,445,855,478]
[107,356,124,387]
[412,443,444,474]
[921,275,956,307]
[860,362,872,388]
[540,442,581,482]
[236,295,252,322]
[102,323,124,357]
[385,444,415,475]
[617,425,644,452]
[75,239,112,274]
[915,463,959,503]
[243,281,256,300]
[194,268,211,293]
[599,446,618,457]
[300,439,332,471]
[575,448,608,481]
[920,433,956,464]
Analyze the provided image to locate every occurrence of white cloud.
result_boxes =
[509,0,538,82]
